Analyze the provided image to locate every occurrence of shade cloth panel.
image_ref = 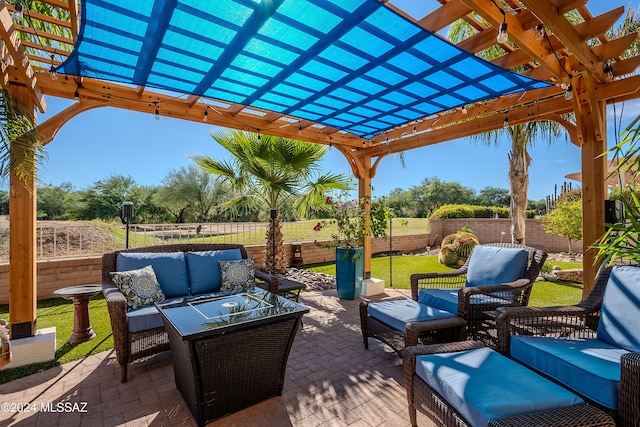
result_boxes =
[58,0,550,139]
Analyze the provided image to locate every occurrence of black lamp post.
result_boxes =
[122,201,134,249]
[270,208,277,274]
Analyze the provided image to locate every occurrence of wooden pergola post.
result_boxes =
[574,77,608,298]
[8,84,38,339]
[358,154,373,280]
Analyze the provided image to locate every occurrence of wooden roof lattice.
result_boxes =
[0,0,638,156]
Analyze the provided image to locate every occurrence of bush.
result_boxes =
[430,204,535,219]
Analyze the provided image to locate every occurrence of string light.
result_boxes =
[154,103,160,120]
[257,132,262,142]
[497,20,508,44]
[298,122,302,135]
[362,140,366,147]
[73,87,80,100]
[203,108,208,122]
[564,84,573,101]
[12,2,23,21]
[535,24,545,40]
[461,106,467,114]
[503,115,509,129]
[329,136,332,148]
[49,54,57,81]
[604,64,614,83]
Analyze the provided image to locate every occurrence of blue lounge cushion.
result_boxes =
[125,296,189,332]
[597,266,640,352]
[415,347,583,427]
[117,252,189,298]
[186,249,242,294]
[368,299,455,332]
[511,336,628,409]
[466,246,528,287]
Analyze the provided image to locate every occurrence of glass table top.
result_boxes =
[156,288,308,337]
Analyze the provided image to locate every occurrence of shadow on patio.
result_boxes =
[0,289,435,426]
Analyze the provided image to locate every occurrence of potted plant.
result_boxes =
[313,192,389,299]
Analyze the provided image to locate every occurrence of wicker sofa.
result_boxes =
[102,243,278,382]
[496,265,640,426]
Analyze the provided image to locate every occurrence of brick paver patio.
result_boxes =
[1,288,435,426]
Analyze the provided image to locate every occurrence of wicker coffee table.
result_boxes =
[156,288,308,426]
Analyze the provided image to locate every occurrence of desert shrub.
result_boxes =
[438,226,480,268]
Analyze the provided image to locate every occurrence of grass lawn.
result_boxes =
[0,254,582,385]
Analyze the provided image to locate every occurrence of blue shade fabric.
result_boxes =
[58,0,550,139]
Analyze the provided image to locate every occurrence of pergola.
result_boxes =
[1,0,639,339]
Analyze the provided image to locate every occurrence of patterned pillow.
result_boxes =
[110,265,166,310]
[219,259,255,292]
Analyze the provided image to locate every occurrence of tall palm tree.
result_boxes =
[447,18,567,244]
[191,130,350,274]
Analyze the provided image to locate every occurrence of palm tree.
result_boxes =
[447,19,567,244]
[191,130,350,274]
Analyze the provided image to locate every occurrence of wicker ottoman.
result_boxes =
[403,341,615,427]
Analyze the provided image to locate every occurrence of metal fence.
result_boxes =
[0,218,429,261]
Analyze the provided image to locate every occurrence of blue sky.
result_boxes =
[30,0,640,201]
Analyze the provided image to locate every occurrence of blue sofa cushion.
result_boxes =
[125,296,189,332]
[418,289,512,315]
[368,299,455,332]
[511,336,628,409]
[116,252,189,298]
[415,347,583,427]
[597,266,640,352]
[466,246,528,287]
[186,249,242,294]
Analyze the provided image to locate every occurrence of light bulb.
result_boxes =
[257,133,261,142]
[604,64,614,83]
[560,81,567,89]
[497,22,508,44]
[298,123,302,135]
[461,107,467,114]
[503,116,509,129]
[155,106,160,120]
[412,125,416,133]
[12,2,23,20]
[564,85,573,101]
[49,65,58,81]
[74,89,79,100]
[535,24,545,40]
[203,109,208,122]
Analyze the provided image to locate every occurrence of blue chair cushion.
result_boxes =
[415,347,583,427]
[367,299,455,332]
[597,266,640,352]
[186,249,242,295]
[116,252,189,298]
[418,289,512,315]
[511,336,628,409]
[466,246,529,287]
[418,289,458,314]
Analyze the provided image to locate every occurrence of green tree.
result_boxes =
[191,130,350,273]
[447,19,568,244]
[475,186,510,207]
[0,190,8,215]
[385,187,415,217]
[78,175,158,222]
[155,165,233,223]
[37,182,79,220]
[410,177,475,217]
[542,200,582,254]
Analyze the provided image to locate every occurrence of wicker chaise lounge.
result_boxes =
[360,243,547,353]
[102,243,279,382]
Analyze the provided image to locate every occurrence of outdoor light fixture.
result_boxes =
[329,136,333,147]
[503,116,509,129]
[412,125,417,133]
[73,87,79,100]
[564,84,573,101]
[257,132,262,142]
[604,64,614,82]
[497,21,508,44]
[122,202,134,249]
[461,106,467,114]
[12,2,23,20]
[49,54,57,81]
[535,24,545,40]
[203,108,208,122]
[154,104,160,120]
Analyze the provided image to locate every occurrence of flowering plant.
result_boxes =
[313,192,390,249]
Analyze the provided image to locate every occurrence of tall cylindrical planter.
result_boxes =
[335,247,364,300]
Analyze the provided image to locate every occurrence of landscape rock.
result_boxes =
[553,268,583,283]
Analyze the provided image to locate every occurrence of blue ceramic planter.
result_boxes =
[335,247,364,300]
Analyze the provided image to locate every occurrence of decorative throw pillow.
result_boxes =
[219,259,255,292]
[110,265,166,310]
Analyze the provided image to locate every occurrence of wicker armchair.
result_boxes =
[360,243,546,353]
[102,243,278,382]
[410,243,547,343]
[496,265,640,426]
